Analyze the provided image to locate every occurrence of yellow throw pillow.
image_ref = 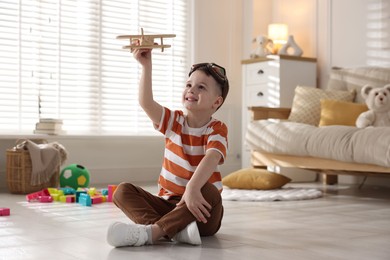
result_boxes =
[222,168,291,190]
[319,99,368,126]
[288,86,356,126]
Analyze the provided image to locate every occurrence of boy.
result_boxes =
[107,46,229,247]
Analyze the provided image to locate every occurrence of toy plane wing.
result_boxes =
[116,34,176,40]
[117,28,176,52]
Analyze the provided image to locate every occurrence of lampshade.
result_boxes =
[268,23,288,45]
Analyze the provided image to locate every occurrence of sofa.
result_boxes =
[245,66,390,184]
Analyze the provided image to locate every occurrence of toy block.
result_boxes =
[79,193,91,206]
[91,196,103,204]
[48,188,58,195]
[88,187,96,196]
[107,185,117,202]
[51,194,60,201]
[102,195,107,202]
[26,193,39,202]
[101,188,108,196]
[65,195,75,203]
[26,189,50,202]
[57,190,64,196]
[38,196,53,203]
[60,187,75,195]
[75,191,87,203]
[59,195,66,203]
[0,208,10,216]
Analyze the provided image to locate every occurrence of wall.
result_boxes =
[192,0,243,173]
[328,0,390,186]
[2,1,389,192]
[331,0,390,68]
[249,0,317,59]
[0,0,243,192]
[318,0,390,86]
[247,0,390,186]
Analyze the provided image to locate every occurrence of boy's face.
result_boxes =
[183,70,223,112]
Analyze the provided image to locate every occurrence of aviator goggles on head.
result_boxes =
[188,63,227,85]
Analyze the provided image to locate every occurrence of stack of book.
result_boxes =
[34,118,66,135]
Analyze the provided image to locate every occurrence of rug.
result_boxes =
[221,188,322,202]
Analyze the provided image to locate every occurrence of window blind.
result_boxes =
[0,0,188,135]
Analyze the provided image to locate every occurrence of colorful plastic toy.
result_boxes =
[26,189,50,202]
[60,164,90,190]
[0,208,10,216]
[24,185,117,207]
[107,185,117,202]
[79,193,92,206]
[38,196,53,203]
[60,187,76,195]
[65,195,75,203]
[75,190,87,203]
[91,196,103,204]
[101,188,108,196]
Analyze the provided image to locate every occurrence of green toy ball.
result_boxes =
[60,164,90,189]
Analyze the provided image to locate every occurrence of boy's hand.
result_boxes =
[177,188,211,223]
[133,48,152,67]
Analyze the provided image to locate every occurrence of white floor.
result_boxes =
[1,182,390,260]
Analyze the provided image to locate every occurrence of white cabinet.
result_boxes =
[241,55,317,181]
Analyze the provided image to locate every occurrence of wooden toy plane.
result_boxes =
[117,28,176,52]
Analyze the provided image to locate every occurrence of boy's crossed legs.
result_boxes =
[107,182,223,247]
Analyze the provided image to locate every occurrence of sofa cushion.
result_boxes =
[222,168,291,190]
[288,86,356,126]
[246,120,390,168]
[319,99,368,126]
[327,67,390,103]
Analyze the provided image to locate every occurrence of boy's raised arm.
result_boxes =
[133,48,163,126]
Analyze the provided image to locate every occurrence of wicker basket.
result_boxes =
[6,148,59,194]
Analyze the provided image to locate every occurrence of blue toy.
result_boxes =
[79,193,92,206]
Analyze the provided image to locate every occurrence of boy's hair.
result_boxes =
[188,63,229,108]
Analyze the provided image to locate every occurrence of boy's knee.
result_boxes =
[112,182,136,204]
[201,182,222,205]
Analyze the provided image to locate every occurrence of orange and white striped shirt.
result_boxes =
[155,107,228,198]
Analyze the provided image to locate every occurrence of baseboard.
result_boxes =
[0,162,242,193]
[87,166,161,186]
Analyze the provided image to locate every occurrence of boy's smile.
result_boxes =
[184,95,198,102]
[183,70,222,112]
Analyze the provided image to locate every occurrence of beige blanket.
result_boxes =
[17,140,67,185]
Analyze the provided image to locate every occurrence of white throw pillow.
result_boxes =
[288,86,356,126]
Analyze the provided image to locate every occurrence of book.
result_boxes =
[39,118,63,124]
[35,122,63,131]
[33,129,66,135]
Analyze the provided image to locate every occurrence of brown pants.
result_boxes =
[113,182,224,239]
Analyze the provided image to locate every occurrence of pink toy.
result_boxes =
[38,196,53,203]
[26,189,50,202]
[0,208,10,216]
[107,185,117,202]
[91,196,103,204]
[65,195,75,203]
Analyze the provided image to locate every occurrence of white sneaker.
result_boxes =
[173,221,202,245]
[107,222,149,247]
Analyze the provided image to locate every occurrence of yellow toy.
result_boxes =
[117,28,176,52]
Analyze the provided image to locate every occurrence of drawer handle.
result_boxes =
[257,91,264,97]
[257,69,264,74]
